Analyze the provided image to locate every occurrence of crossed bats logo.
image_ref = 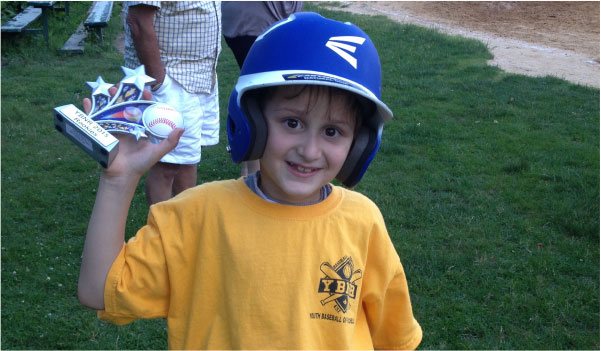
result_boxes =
[317,256,362,313]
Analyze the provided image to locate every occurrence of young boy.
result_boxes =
[78,12,422,349]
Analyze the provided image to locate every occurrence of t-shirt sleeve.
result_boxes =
[362,212,423,349]
[367,265,423,349]
[97,207,171,325]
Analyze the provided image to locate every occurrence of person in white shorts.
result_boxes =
[124,1,221,205]
[152,76,219,163]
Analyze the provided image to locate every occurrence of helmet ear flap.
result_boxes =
[226,90,269,163]
[242,92,268,161]
[227,91,252,163]
[336,123,381,188]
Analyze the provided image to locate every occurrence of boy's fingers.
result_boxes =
[154,128,184,158]
[166,128,185,145]
[142,89,153,100]
[83,98,92,114]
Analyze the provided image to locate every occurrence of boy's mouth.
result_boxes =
[287,161,320,174]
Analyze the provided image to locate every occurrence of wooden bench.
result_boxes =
[61,2,112,54]
[29,1,69,16]
[60,22,87,54]
[27,1,55,46]
[3,2,70,46]
[1,6,44,42]
[83,1,113,43]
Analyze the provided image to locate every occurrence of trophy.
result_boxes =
[54,65,182,168]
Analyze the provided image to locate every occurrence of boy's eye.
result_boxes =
[324,127,339,137]
[285,118,300,129]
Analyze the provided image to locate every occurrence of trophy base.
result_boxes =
[54,104,119,168]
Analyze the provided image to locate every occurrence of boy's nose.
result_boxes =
[297,133,322,161]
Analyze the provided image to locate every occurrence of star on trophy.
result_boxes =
[54,65,178,168]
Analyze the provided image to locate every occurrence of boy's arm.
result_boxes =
[77,171,138,310]
[77,92,182,310]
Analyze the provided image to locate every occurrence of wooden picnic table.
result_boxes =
[29,2,70,43]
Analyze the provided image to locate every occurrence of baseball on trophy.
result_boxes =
[123,106,143,123]
[142,102,183,143]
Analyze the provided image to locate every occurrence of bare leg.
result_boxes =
[172,164,198,195]
[145,162,180,205]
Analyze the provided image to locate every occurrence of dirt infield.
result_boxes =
[322,1,600,88]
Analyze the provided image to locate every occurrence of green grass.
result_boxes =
[2,2,599,349]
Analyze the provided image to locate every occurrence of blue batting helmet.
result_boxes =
[227,12,393,187]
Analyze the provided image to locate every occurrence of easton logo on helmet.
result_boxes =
[325,36,366,69]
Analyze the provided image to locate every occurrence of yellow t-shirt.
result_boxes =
[99,179,422,349]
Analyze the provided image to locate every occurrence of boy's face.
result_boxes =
[259,86,357,204]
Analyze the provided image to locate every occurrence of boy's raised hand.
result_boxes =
[82,87,183,180]
[78,87,183,310]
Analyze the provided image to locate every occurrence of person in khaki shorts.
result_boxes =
[124,1,221,205]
